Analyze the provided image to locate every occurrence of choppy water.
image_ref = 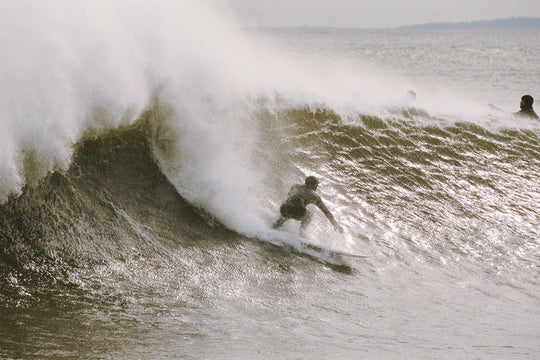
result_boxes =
[1,2,539,359]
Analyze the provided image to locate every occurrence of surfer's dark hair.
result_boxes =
[522,95,534,107]
[305,176,319,188]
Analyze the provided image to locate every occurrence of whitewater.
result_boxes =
[1,1,539,359]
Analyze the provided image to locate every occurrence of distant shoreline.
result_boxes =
[397,17,540,31]
[252,17,540,31]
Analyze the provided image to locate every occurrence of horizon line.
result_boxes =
[247,16,540,31]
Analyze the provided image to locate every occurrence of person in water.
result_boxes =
[272,176,343,236]
[515,95,539,119]
[405,90,417,103]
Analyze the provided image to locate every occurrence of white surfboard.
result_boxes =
[298,237,368,259]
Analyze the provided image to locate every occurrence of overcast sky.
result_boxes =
[226,0,540,28]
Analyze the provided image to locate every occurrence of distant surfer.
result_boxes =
[405,90,417,104]
[272,176,344,236]
[515,95,539,119]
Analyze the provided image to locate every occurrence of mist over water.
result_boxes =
[1,0,509,206]
[1,1,540,359]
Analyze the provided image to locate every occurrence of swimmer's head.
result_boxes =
[521,95,534,110]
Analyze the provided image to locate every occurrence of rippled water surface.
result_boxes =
[1,13,539,360]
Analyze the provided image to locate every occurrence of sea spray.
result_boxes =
[0,0,514,244]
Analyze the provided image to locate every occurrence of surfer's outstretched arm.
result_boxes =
[315,199,344,233]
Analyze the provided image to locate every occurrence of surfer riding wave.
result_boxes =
[272,176,343,236]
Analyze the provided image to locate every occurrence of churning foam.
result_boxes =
[1,0,500,239]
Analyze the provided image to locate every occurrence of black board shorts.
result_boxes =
[280,199,306,220]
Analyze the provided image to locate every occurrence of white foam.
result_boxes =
[0,1,522,245]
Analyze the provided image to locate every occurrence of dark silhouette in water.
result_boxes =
[515,95,539,119]
[272,176,343,236]
[405,90,417,103]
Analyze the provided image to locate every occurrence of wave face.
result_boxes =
[1,1,540,358]
[0,117,220,299]
[274,108,540,269]
[2,103,540,358]
[3,105,539,270]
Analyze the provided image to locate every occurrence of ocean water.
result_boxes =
[1,2,540,359]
